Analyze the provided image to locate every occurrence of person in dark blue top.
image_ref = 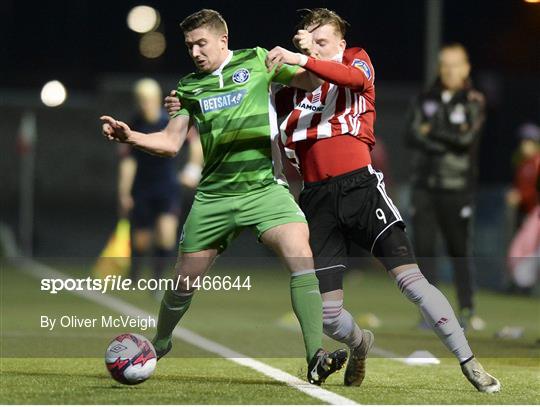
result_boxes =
[118,78,202,285]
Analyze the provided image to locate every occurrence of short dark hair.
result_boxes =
[297,8,349,39]
[180,9,228,35]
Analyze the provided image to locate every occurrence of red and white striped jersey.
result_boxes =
[276,48,376,179]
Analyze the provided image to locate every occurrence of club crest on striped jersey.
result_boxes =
[352,59,372,80]
[232,68,250,84]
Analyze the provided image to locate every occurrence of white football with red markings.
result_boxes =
[105,333,157,385]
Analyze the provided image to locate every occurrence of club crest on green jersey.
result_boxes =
[232,68,250,84]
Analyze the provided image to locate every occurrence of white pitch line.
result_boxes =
[12,258,359,405]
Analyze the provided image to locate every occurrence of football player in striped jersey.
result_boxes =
[264,8,500,393]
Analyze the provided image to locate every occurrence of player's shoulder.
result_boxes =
[232,47,264,61]
[177,69,216,94]
[177,72,202,88]
[230,47,266,68]
[344,47,372,63]
[344,47,374,81]
[236,47,262,56]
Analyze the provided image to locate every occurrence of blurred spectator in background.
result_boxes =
[405,43,486,331]
[118,78,202,285]
[506,122,540,227]
[506,122,540,295]
[507,206,540,295]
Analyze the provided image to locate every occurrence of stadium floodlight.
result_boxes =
[139,32,166,59]
[40,80,67,107]
[127,5,160,33]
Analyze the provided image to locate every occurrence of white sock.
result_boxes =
[322,300,363,348]
[395,267,473,362]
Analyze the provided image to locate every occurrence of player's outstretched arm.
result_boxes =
[265,46,321,91]
[300,56,370,91]
[266,45,372,92]
[100,114,189,157]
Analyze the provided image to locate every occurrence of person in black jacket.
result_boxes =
[406,43,486,331]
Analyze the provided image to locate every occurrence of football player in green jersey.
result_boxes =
[101,8,345,385]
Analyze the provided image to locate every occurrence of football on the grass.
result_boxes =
[105,333,157,385]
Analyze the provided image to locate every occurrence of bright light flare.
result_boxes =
[127,6,160,33]
[139,32,166,59]
[40,80,67,107]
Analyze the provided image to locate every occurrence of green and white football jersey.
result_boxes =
[173,47,298,194]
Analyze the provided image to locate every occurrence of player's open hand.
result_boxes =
[293,30,315,56]
[164,90,182,117]
[100,115,132,143]
[266,46,302,72]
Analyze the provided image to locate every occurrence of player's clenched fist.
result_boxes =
[164,90,182,116]
[293,30,315,56]
[100,115,132,143]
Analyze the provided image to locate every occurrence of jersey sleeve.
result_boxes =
[273,64,300,85]
[255,47,300,86]
[303,48,375,91]
[171,79,191,118]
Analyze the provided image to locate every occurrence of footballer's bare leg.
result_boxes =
[261,223,347,385]
[389,263,500,392]
[260,222,313,272]
[152,249,218,359]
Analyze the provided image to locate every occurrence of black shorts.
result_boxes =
[299,165,416,291]
[131,187,180,229]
